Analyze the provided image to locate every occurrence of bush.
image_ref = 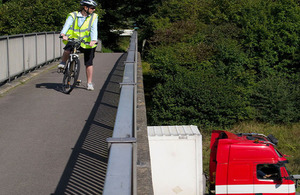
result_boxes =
[143,0,300,128]
[149,67,249,128]
[250,74,300,123]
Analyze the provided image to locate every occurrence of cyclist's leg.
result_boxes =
[86,65,93,84]
[61,50,71,63]
[58,43,72,68]
[82,47,96,90]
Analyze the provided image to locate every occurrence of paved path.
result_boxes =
[0,53,126,195]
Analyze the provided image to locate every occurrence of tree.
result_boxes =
[0,0,104,36]
[99,0,161,49]
[144,0,300,127]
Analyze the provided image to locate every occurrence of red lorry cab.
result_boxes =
[209,130,295,195]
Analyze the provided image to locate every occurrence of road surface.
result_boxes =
[0,53,126,195]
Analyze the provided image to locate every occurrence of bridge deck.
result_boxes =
[0,53,126,195]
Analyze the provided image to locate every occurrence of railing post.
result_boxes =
[35,33,38,67]
[45,32,47,64]
[22,34,26,73]
[53,32,55,60]
[6,36,10,82]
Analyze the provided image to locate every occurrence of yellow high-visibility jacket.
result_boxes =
[63,11,98,49]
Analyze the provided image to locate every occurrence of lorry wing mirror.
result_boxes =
[276,161,284,167]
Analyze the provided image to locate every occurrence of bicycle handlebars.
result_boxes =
[59,36,98,45]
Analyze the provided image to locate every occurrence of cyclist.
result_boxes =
[58,0,98,91]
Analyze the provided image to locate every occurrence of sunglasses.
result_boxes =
[89,7,96,10]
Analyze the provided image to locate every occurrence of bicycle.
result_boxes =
[58,37,82,94]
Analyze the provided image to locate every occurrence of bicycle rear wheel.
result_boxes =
[62,59,80,94]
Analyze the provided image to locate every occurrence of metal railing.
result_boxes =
[293,175,300,189]
[0,32,63,83]
[103,31,138,195]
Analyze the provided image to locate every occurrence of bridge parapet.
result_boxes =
[103,30,138,195]
[103,31,153,195]
[0,32,63,84]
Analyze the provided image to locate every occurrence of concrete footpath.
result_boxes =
[0,53,126,194]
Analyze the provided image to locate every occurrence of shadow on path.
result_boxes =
[52,53,127,195]
[36,83,62,92]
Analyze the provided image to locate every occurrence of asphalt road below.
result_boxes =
[0,53,126,195]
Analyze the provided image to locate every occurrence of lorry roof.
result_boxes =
[210,130,276,148]
[210,130,288,162]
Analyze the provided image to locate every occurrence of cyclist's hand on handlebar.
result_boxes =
[59,34,69,41]
[62,35,69,41]
[90,40,97,47]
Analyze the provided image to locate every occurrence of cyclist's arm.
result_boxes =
[90,16,98,46]
[60,16,74,40]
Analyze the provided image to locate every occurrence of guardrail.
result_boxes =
[0,32,63,83]
[103,31,138,195]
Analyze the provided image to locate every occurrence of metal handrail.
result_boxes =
[103,31,138,195]
[0,32,63,83]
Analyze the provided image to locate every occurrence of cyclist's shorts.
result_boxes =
[64,43,96,66]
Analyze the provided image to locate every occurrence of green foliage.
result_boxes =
[149,67,248,128]
[99,0,160,49]
[142,0,300,128]
[251,74,300,123]
[0,0,104,36]
[231,0,300,76]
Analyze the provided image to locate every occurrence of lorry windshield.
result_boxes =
[275,149,283,158]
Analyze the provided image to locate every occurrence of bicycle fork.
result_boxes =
[69,53,79,74]
[67,54,81,86]
[57,53,79,73]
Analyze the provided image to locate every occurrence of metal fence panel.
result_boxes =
[36,34,46,65]
[0,32,62,84]
[55,35,62,58]
[46,33,54,61]
[24,35,37,70]
[8,37,24,77]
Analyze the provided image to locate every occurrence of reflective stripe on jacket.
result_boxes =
[63,11,98,49]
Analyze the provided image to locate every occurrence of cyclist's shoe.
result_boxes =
[87,83,94,91]
[76,80,82,86]
[58,63,65,69]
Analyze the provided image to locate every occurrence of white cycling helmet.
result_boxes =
[80,0,97,7]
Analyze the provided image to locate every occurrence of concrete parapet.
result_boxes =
[136,53,154,194]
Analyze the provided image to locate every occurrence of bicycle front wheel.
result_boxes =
[62,59,80,94]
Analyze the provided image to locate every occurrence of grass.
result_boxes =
[117,36,131,52]
[102,36,131,53]
[101,47,114,53]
